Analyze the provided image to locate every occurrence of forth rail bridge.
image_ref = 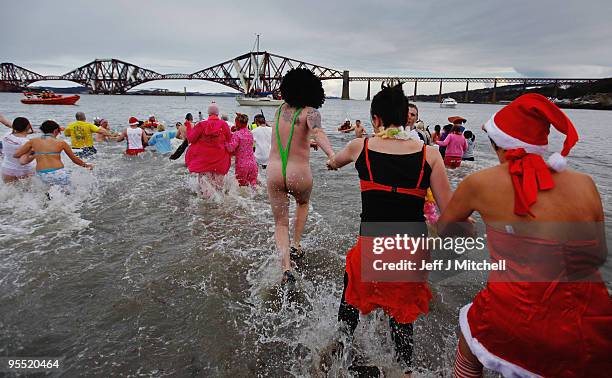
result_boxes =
[0,51,603,102]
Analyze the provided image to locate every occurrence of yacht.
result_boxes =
[236,95,283,106]
[440,97,458,108]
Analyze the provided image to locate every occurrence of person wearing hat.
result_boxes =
[185,101,232,197]
[337,118,354,133]
[116,117,149,155]
[438,94,610,377]
[448,116,467,133]
[142,114,160,137]
[436,124,467,168]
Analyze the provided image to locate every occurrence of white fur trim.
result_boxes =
[484,114,548,154]
[459,303,542,378]
[547,152,567,172]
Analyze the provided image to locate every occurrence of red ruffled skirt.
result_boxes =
[344,237,432,323]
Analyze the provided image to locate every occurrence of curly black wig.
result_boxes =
[370,84,408,128]
[279,68,325,109]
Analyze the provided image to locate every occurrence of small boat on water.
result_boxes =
[235,35,284,107]
[440,97,458,108]
[21,91,80,105]
[236,95,283,107]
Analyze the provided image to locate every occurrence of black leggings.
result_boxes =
[169,139,189,160]
[338,272,414,371]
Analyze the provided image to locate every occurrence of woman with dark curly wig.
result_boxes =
[268,68,336,284]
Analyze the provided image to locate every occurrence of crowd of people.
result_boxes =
[0,107,276,194]
[1,68,610,377]
[340,104,477,169]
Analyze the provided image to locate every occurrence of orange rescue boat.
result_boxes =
[21,94,80,105]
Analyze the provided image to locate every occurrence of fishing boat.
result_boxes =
[21,91,80,105]
[440,97,458,108]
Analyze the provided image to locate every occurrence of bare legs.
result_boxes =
[269,187,292,271]
[291,190,311,251]
[267,165,313,274]
[198,172,224,198]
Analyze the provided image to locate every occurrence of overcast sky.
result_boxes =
[2,0,611,96]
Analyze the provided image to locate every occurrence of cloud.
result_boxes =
[1,0,610,96]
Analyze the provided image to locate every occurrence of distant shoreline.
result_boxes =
[6,84,610,110]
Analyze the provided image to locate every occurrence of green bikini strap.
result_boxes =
[275,104,303,180]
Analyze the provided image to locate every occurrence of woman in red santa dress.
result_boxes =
[438,93,611,377]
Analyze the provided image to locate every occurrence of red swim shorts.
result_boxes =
[444,155,462,169]
[126,148,145,156]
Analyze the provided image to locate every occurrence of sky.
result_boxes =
[2,0,611,97]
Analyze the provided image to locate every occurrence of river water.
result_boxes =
[0,93,610,377]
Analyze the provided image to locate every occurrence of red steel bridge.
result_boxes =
[0,52,603,102]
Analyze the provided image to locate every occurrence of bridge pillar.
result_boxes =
[413,80,418,101]
[366,79,371,101]
[553,80,559,98]
[341,70,350,100]
[522,80,527,94]
[491,79,498,103]
[464,81,469,102]
[438,80,443,103]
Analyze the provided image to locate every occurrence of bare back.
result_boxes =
[462,165,604,241]
[267,104,316,200]
[30,137,67,171]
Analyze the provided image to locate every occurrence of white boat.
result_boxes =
[440,97,458,108]
[234,35,284,107]
[236,95,283,106]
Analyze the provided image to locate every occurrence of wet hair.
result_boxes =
[464,130,475,141]
[40,120,60,134]
[434,125,441,132]
[254,114,266,124]
[370,85,408,128]
[443,124,453,133]
[235,113,249,127]
[280,68,325,109]
[451,125,463,133]
[185,113,193,121]
[12,117,30,132]
[75,112,86,121]
[356,119,361,123]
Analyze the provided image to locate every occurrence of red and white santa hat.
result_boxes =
[483,93,579,171]
[129,116,140,126]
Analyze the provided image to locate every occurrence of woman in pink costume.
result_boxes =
[226,113,258,187]
[185,102,232,196]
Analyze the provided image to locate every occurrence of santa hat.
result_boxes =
[483,93,579,171]
[129,117,139,126]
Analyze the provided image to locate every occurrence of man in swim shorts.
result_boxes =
[267,68,335,284]
[64,112,111,158]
